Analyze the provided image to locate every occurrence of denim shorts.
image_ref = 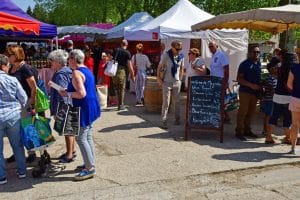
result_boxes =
[260,101,274,116]
[269,102,291,128]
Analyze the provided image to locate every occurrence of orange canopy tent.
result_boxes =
[0,11,40,35]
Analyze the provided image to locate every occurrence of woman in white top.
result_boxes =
[185,48,207,87]
[132,43,151,105]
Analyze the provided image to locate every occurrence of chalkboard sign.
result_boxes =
[185,76,224,142]
[53,102,80,136]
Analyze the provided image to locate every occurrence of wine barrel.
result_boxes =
[144,76,162,112]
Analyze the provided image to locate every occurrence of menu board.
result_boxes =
[185,76,224,142]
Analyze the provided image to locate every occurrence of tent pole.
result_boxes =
[55,36,58,50]
[285,24,289,50]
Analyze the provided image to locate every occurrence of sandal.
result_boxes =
[58,151,77,159]
[265,139,276,144]
[59,155,74,163]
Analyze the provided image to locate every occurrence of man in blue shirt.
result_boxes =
[235,46,262,140]
[0,54,27,184]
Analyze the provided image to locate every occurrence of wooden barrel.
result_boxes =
[144,76,162,112]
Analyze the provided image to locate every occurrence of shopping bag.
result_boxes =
[35,87,50,112]
[54,102,80,136]
[21,115,55,151]
[224,90,239,112]
[104,60,118,77]
[96,85,107,108]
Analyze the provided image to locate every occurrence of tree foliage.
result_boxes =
[31,0,299,41]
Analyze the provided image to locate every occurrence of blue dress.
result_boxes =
[68,67,101,127]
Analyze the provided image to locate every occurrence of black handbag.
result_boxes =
[54,102,80,136]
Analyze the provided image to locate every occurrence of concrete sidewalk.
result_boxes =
[0,92,299,199]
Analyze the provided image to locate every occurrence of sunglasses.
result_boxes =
[175,48,182,51]
[253,51,260,54]
[208,46,214,48]
[188,52,194,55]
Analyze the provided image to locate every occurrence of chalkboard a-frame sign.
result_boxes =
[185,76,225,143]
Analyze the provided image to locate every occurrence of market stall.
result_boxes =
[125,0,249,87]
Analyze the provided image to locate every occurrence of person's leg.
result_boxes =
[282,104,292,144]
[135,71,142,102]
[6,117,26,176]
[290,112,300,151]
[65,136,75,158]
[0,122,6,180]
[269,102,282,142]
[236,92,251,136]
[140,71,146,102]
[86,125,95,165]
[265,115,275,143]
[244,94,258,135]
[75,126,95,170]
[172,80,181,123]
[108,78,117,106]
[119,69,126,108]
[161,82,172,126]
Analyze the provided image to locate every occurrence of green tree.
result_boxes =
[26,6,33,16]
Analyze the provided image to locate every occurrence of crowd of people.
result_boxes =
[0,38,299,185]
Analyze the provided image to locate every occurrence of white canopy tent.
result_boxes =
[106,12,153,39]
[125,0,214,41]
[125,0,249,86]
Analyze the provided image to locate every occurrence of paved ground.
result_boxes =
[0,92,299,199]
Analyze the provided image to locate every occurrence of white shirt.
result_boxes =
[210,50,229,78]
[273,94,291,104]
[131,53,151,71]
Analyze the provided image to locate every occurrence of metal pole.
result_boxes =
[285,24,289,50]
[55,36,58,49]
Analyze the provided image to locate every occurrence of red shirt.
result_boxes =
[84,57,94,73]
[98,59,110,86]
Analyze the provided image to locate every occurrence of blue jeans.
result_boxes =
[0,115,26,179]
[76,125,95,169]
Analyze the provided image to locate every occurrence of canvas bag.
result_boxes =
[104,50,119,77]
[35,87,50,112]
[53,102,80,136]
[96,85,108,108]
[21,115,55,151]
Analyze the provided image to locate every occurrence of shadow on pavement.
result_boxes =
[212,151,299,162]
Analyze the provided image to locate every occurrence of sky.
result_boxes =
[12,0,36,11]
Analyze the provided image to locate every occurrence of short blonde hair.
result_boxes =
[6,45,25,62]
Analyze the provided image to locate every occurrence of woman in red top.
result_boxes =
[97,52,110,86]
[83,45,94,73]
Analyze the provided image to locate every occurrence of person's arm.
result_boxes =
[127,59,135,82]
[146,55,151,68]
[59,70,86,99]
[224,65,229,87]
[237,72,260,90]
[26,76,37,105]
[156,62,164,86]
[287,71,294,91]
[15,79,28,107]
[179,59,184,81]
[193,58,206,75]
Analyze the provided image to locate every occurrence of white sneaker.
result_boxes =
[0,177,7,185]
[17,173,26,179]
